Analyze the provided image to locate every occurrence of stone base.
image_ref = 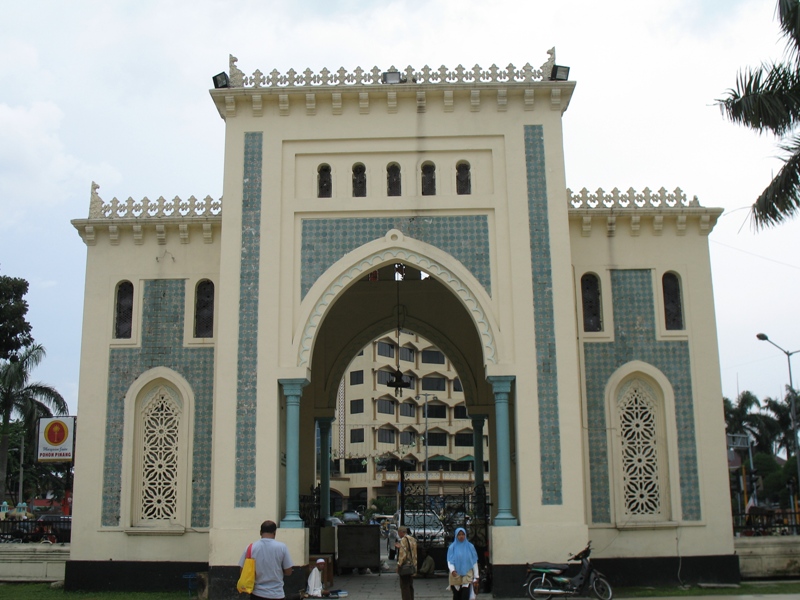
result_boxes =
[64,560,208,592]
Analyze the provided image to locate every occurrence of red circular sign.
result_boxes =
[44,420,68,446]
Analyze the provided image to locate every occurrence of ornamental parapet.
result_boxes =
[72,182,222,247]
[568,187,699,209]
[567,187,722,237]
[223,50,557,89]
[86,182,221,219]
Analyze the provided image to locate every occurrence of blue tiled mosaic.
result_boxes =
[524,125,562,505]
[102,279,214,527]
[300,215,491,299]
[583,270,701,523]
[235,132,263,507]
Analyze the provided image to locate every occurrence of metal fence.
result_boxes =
[733,510,800,536]
[0,517,71,544]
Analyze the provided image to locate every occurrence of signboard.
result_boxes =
[37,417,76,462]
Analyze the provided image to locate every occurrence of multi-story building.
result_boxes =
[329,331,490,511]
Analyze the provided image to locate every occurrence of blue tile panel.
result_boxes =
[583,269,701,523]
[102,279,214,527]
[300,216,491,299]
[235,132,263,507]
[524,125,562,505]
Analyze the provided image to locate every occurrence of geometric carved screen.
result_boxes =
[618,379,663,518]
[138,386,180,521]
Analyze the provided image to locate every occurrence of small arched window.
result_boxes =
[194,279,215,338]
[662,272,684,330]
[352,163,366,197]
[114,281,134,339]
[387,164,401,196]
[456,162,471,195]
[580,273,602,332]
[421,163,436,196]
[318,164,332,198]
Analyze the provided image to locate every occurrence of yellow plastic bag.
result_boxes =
[237,543,256,594]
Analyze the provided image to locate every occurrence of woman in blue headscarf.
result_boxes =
[447,527,479,600]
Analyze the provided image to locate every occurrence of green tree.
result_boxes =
[764,388,797,457]
[0,274,34,361]
[718,0,800,227]
[0,344,67,503]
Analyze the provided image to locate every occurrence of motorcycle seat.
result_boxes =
[529,562,570,571]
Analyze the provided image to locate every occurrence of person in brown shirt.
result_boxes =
[396,525,418,600]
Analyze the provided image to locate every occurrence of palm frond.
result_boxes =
[752,133,800,227]
[718,63,800,135]
[778,0,800,59]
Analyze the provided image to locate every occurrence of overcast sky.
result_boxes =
[2,0,799,416]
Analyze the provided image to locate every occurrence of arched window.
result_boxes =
[132,384,186,525]
[318,164,332,198]
[114,281,134,339]
[387,163,401,196]
[352,163,366,197]
[421,163,436,196]
[194,279,214,338]
[456,162,471,195]
[580,273,602,332]
[614,378,670,521]
[662,272,684,330]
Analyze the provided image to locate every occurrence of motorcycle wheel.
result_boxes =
[592,577,613,600]
[527,576,554,600]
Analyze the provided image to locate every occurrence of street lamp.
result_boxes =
[416,393,438,498]
[756,332,800,506]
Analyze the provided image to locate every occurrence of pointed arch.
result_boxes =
[296,228,500,372]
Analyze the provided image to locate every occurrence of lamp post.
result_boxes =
[756,333,800,507]
[416,393,437,498]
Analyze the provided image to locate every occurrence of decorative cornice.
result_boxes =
[567,188,723,237]
[224,49,557,89]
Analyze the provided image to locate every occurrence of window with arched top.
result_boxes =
[194,280,214,338]
[580,273,603,332]
[132,383,187,526]
[662,272,684,330]
[352,163,366,197]
[456,162,471,195]
[421,163,436,196]
[318,164,332,198]
[114,281,134,339]
[387,163,401,196]
[613,378,671,522]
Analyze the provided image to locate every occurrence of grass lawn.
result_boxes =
[615,581,800,596]
[0,583,187,599]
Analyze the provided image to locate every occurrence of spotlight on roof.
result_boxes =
[381,71,403,84]
[549,65,570,81]
[212,72,230,89]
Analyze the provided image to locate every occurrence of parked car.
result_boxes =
[394,510,445,546]
[342,510,362,523]
[35,514,71,543]
[325,516,344,527]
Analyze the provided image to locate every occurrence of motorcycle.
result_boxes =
[523,542,612,600]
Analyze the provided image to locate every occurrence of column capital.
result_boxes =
[487,375,515,395]
[279,378,310,399]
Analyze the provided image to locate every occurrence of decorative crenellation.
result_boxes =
[225,48,556,89]
[568,187,700,209]
[88,182,222,219]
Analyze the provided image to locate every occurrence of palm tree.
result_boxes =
[764,387,799,457]
[718,0,800,228]
[724,391,779,454]
[0,344,67,502]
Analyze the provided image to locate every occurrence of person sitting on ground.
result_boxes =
[416,547,435,578]
[306,558,330,597]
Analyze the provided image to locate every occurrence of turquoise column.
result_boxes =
[487,376,517,526]
[471,416,485,488]
[279,378,309,528]
[317,417,334,520]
